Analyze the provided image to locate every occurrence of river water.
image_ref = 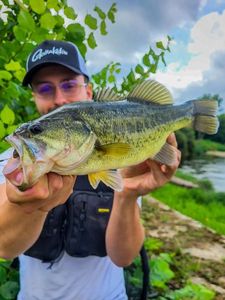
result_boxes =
[180,157,225,192]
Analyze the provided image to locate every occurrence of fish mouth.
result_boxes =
[4,134,47,188]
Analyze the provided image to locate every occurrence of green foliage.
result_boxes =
[194,138,225,156]
[159,283,215,300]
[205,114,225,144]
[150,253,175,289]
[0,0,119,153]
[0,105,18,151]
[0,259,19,300]
[0,0,172,155]
[176,128,195,162]
[92,40,172,95]
[125,236,215,300]
[176,124,225,163]
[151,177,225,235]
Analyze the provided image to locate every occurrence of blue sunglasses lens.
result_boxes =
[37,84,54,95]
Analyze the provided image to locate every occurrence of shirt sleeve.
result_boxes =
[0,148,13,184]
[137,196,142,208]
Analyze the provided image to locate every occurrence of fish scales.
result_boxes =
[69,101,194,174]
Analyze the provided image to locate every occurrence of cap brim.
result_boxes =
[22,61,85,86]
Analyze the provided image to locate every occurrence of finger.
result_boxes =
[166,133,178,148]
[47,173,76,195]
[160,149,181,177]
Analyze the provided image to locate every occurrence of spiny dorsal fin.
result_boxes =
[127,80,173,105]
[95,88,123,102]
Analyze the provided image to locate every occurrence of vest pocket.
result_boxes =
[65,191,113,257]
[24,205,67,262]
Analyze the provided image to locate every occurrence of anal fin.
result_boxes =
[88,170,123,191]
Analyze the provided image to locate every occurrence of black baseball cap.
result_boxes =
[22,40,89,86]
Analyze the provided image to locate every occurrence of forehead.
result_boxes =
[32,65,80,84]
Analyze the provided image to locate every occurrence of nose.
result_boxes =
[54,87,68,106]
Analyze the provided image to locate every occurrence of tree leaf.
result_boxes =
[0,71,12,81]
[29,0,46,14]
[64,6,77,20]
[156,41,166,50]
[107,3,117,23]
[66,23,85,43]
[94,6,106,19]
[100,20,107,35]
[6,125,18,135]
[87,32,97,49]
[0,266,7,285]
[0,121,5,140]
[31,27,49,43]
[13,25,27,42]
[46,0,60,11]
[108,74,115,83]
[40,13,57,30]
[85,14,97,30]
[14,69,26,82]
[142,54,151,67]
[1,105,15,125]
[77,43,87,58]
[127,69,135,84]
[5,60,21,72]
[17,10,35,32]
[0,281,19,299]
[135,64,145,75]
[55,15,64,27]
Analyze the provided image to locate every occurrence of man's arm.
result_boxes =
[106,134,181,267]
[0,173,75,259]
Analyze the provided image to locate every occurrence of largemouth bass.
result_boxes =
[3,80,219,191]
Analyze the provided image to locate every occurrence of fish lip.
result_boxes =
[5,134,23,158]
[6,134,45,163]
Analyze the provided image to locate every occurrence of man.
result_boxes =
[0,40,180,300]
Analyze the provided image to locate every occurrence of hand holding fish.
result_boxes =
[5,171,76,213]
[117,133,181,200]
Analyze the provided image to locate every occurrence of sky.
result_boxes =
[69,0,225,112]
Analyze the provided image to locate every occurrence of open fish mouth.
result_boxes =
[3,134,48,188]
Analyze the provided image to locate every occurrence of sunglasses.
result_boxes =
[33,79,88,99]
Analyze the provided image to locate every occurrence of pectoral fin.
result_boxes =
[88,170,123,191]
[96,143,131,157]
[153,142,177,166]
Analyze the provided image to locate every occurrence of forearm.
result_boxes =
[106,192,145,267]
[0,185,47,259]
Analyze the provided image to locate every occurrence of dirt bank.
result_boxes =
[142,196,225,299]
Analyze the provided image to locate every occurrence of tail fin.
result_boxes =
[193,99,218,116]
[193,100,219,134]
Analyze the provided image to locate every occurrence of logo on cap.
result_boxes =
[31,47,68,62]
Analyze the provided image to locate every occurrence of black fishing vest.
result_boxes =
[24,176,114,262]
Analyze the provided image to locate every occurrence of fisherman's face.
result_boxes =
[31,65,93,115]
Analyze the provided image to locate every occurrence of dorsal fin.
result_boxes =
[127,80,173,105]
[95,88,123,102]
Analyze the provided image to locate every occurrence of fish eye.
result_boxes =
[13,149,19,158]
[28,123,43,135]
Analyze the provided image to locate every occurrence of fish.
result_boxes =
[3,80,219,191]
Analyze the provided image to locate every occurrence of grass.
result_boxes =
[194,139,225,155]
[150,173,225,236]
